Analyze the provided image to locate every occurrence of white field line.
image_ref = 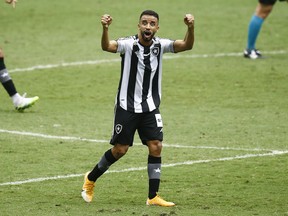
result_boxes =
[0,128,278,152]
[9,50,288,74]
[0,150,287,186]
[0,129,107,143]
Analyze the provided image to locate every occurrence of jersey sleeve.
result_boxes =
[160,38,175,53]
[116,37,133,54]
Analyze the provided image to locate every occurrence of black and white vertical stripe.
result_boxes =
[116,35,174,113]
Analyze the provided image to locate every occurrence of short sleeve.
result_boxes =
[160,38,175,53]
[116,37,134,54]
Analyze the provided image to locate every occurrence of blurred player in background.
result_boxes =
[1,0,39,111]
[81,10,194,207]
[244,0,287,59]
[5,0,17,7]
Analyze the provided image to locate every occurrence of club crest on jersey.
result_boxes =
[115,124,123,134]
[151,47,159,56]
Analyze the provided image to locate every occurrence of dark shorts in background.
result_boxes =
[259,0,277,5]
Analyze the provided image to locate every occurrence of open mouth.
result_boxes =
[142,30,153,42]
[144,30,152,37]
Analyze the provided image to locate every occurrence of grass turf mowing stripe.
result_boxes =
[0,128,281,152]
[1,150,287,186]
[9,50,288,73]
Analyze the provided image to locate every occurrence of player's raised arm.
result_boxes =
[101,14,118,53]
[5,0,17,8]
[173,14,195,53]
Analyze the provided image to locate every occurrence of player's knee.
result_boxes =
[256,4,273,18]
[148,140,162,156]
[112,144,129,159]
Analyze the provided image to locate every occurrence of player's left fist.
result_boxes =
[184,14,194,28]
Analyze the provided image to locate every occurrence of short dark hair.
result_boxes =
[139,10,159,21]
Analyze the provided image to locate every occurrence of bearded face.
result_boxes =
[138,15,159,44]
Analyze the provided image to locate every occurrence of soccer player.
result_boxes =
[81,10,194,207]
[1,0,39,111]
[244,0,287,59]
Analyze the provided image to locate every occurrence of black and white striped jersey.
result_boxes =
[116,35,174,113]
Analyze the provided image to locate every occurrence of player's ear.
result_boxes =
[156,25,159,31]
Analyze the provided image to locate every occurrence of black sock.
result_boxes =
[0,57,17,96]
[2,80,17,97]
[88,149,117,182]
[0,57,5,70]
[149,179,160,199]
[148,155,161,199]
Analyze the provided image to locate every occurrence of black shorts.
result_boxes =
[259,0,277,5]
[110,106,163,146]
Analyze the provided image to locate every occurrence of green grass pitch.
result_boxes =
[1,0,288,215]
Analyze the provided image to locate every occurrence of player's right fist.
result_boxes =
[101,14,113,28]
